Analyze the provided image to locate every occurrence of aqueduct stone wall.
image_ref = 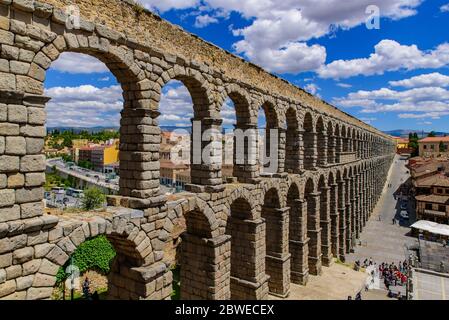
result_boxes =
[0,0,396,300]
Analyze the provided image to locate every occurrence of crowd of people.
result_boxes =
[352,258,410,300]
[379,261,409,290]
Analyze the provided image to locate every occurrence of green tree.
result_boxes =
[55,235,116,285]
[439,141,446,152]
[78,160,93,170]
[428,131,436,137]
[82,187,106,211]
[408,132,419,157]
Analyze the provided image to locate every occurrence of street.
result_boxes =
[346,154,418,266]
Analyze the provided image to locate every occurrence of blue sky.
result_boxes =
[45,0,449,132]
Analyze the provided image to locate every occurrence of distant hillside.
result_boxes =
[383,129,449,138]
[47,126,119,134]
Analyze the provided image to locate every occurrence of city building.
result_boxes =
[418,136,449,157]
[77,140,120,172]
[415,174,449,224]
[409,157,449,224]
[160,159,190,189]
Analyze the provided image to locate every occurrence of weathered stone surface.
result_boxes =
[0,204,20,222]
[20,125,46,138]
[0,189,15,208]
[20,201,43,218]
[0,253,12,268]
[27,107,45,124]
[12,247,33,264]
[0,279,16,298]
[34,243,53,259]
[0,155,19,172]
[9,234,27,250]
[32,273,55,287]
[24,173,45,187]
[0,124,19,136]
[27,231,48,246]
[0,174,6,188]
[5,137,26,155]
[9,61,29,75]
[0,268,5,284]
[38,259,58,276]
[0,238,11,254]
[46,245,68,266]
[20,155,45,172]
[5,265,21,279]
[16,275,33,291]
[7,105,27,123]
[25,138,44,154]
[14,187,44,204]
[26,286,53,300]
[22,259,41,276]
[7,173,24,187]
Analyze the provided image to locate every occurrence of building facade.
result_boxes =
[419,137,449,158]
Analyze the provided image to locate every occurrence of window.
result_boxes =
[424,145,427,149]
[445,189,449,195]
[431,145,434,150]
[438,205,446,212]
[437,188,443,194]
[425,203,432,210]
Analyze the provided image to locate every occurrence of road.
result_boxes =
[346,155,418,266]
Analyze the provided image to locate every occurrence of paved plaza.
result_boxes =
[270,263,368,300]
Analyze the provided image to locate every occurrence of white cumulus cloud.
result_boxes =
[194,14,219,28]
[389,72,449,88]
[318,40,449,79]
[50,52,109,74]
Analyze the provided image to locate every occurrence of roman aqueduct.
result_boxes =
[0,0,396,300]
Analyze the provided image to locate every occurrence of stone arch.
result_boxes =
[285,107,301,173]
[21,27,159,204]
[316,116,327,167]
[286,181,308,285]
[156,67,214,117]
[304,178,321,275]
[220,84,253,126]
[303,112,316,170]
[220,86,257,183]
[327,121,336,165]
[318,174,332,266]
[258,98,280,174]
[334,122,342,163]
[42,216,160,300]
[262,187,290,296]
[162,197,223,300]
[341,125,349,152]
[327,171,339,257]
[226,196,268,299]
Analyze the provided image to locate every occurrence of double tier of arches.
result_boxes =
[0,1,396,300]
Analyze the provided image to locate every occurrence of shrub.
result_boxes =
[82,187,106,211]
[56,235,116,285]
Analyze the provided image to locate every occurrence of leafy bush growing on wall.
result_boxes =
[56,235,116,284]
[82,187,106,211]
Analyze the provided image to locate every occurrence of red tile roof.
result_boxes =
[419,136,449,143]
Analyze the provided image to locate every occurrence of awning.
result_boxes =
[411,220,449,237]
